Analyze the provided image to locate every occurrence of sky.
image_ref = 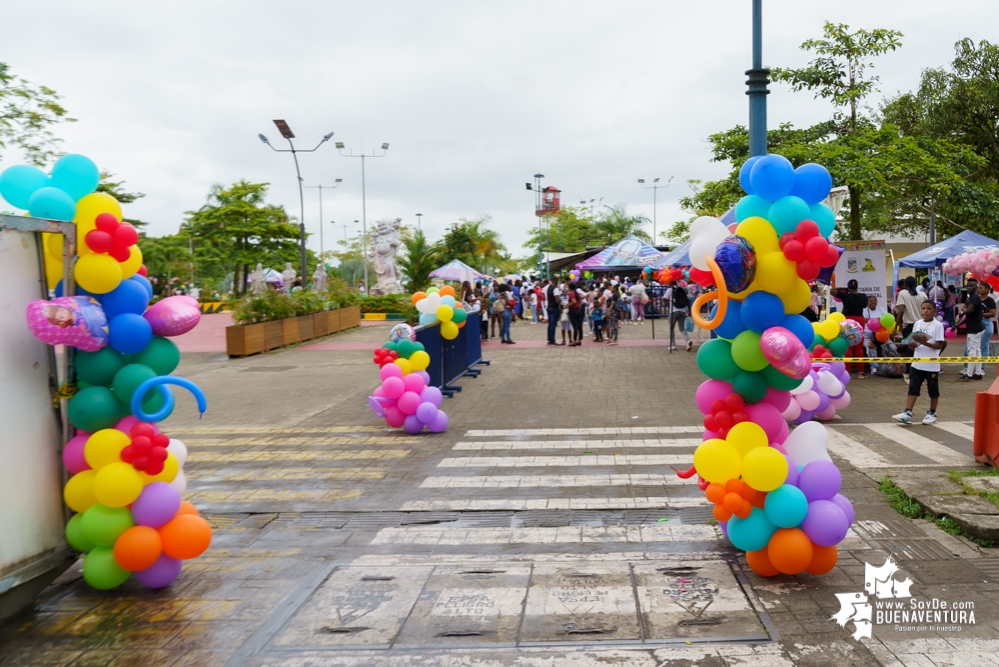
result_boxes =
[2,0,995,261]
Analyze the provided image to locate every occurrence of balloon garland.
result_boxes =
[3,154,211,590]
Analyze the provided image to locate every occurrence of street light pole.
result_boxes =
[416,213,422,231]
[746,0,770,157]
[258,120,334,283]
[304,179,342,262]
[337,142,389,294]
[638,177,673,244]
[525,173,545,279]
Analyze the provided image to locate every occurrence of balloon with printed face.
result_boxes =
[26,296,108,352]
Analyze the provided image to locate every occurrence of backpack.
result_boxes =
[672,287,689,309]
[874,340,904,378]
[492,297,507,314]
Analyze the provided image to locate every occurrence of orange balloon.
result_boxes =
[439,285,456,297]
[806,545,838,575]
[713,504,733,522]
[113,526,162,571]
[767,528,814,575]
[705,483,726,504]
[750,492,767,509]
[734,500,753,519]
[177,501,200,516]
[875,328,890,343]
[411,291,426,305]
[746,548,780,577]
[159,514,212,560]
[740,486,757,503]
[725,479,744,494]
[723,493,743,513]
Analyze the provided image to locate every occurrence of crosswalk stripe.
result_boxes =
[452,438,700,451]
[825,427,895,468]
[420,474,688,488]
[464,426,703,437]
[369,524,720,545]
[437,455,692,468]
[177,436,419,447]
[186,468,385,482]
[935,421,976,441]
[187,449,410,463]
[398,497,711,511]
[862,423,973,466]
[169,426,390,434]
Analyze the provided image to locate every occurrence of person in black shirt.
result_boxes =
[959,279,983,381]
[832,279,869,376]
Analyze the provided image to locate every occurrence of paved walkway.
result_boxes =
[3,322,999,666]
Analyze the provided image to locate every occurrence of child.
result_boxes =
[592,299,605,342]
[560,305,572,345]
[892,301,945,425]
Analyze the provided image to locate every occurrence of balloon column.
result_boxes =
[943,248,999,286]
[412,285,468,340]
[368,321,449,434]
[783,361,851,423]
[685,154,853,576]
[3,155,212,590]
[655,267,688,285]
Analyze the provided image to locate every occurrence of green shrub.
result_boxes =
[360,294,412,314]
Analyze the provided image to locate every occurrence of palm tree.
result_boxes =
[397,229,438,292]
[439,216,508,275]
[593,204,652,244]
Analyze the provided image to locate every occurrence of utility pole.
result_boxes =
[746,0,770,157]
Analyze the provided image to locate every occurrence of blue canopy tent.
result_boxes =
[899,230,999,268]
[574,234,665,271]
[650,240,691,268]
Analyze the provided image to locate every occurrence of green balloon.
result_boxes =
[733,370,768,403]
[82,546,131,590]
[412,341,425,353]
[762,364,804,392]
[81,504,135,547]
[396,339,417,359]
[731,331,768,372]
[77,380,92,390]
[809,332,825,350]
[111,364,157,405]
[452,308,467,324]
[696,339,740,381]
[68,386,123,432]
[880,313,896,330]
[65,513,95,553]
[828,336,849,357]
[128,337,180,376]
[383,340,398,351]
[75,347,126,386]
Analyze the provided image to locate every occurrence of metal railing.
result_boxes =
[413,307,488,398]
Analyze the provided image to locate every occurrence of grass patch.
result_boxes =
[947,467,999,512]
[878,476,999,547]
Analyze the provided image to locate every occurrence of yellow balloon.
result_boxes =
[44,250,63,290]
[440,320,459,340]
[409,350,430,371]
[780,278,811,314]
[436,305,454,322]
[727,422,768,458]
[693,439,742,484]
[43,232,63,257]
[821,320,840,342]
[828,312,845,323]
[741,447,788,492]
[394,357,413,375]
[75,252,122,294]
[64,470,98,513]
[93,462,144,507]
[811,321,822,332]
[754,252,797,294]
[85,429,130,470]
[74,193,122,256]
[119,244,143,279]
[735,216,779,256]
[140,452,179,484]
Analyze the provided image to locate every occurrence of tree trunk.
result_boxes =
[848,184,862,240]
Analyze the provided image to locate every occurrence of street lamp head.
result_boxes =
[381,143,390,150]
[272,119,295,139]
[335,142,345,149]
[580,200,586,204]
[258,134,270,144]
[335,178,343,183]
[534,173,544,179]
[637,179,645,184]
[322,131,335,142]
[654,177,660,183]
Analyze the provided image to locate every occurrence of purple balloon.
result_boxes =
[831,493,855,525]
[829,361,846,376]
[131,482,181,528]
[828,385,846,400]
[135,554,182,589]
[798,460,842,501]
[403,414,424,434]
[801,500,850,546]
[428,410,449,433]
[415,401,439,424]
[783,455,799,487]
[815,392,830,413]
[413,370,431,384]
[793,409,814,425]
[719,521,729,539]
[420,386,443,408]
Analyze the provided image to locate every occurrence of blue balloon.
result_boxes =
[109,313,153,354]
[101,279,150,319]
[734,195,771,222]
[418,312,437,327]
[0,165,49,209]
[128,274,153,300]
[440,295,457,308]
[28,187,76,221]
[741,291,785,333]
[48,154,100,201]
[764,484,809,528]
[809,203,837,238]
[782,314,816,348]
[790,163,833,206]
[54,280,96,299]
[767,195,811,236]
[739,156,762,196]
[727,507,777,552]
[749,154,795,202]
[131,375,207,423]
[712,299,746,340]
[715,236,756,293]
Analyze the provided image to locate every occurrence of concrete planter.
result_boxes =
[225,306,360,357]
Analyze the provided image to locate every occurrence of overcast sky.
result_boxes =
[2,1,994,259]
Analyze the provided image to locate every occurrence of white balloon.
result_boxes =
[782,421,833,465]
[169,470,187,494]
[416,298,434,314]
[688,216,730,271]
[816,370,843,396]
[167,438,188,466]
[789,375,814,395]
[425,293,442,311]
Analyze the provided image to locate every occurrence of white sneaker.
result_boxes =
[892,411,913,425]
[669,346,677,351]
[922,412,938,425]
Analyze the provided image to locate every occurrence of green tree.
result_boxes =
[0,63,75,165]
[439,216,508,274]
[524,206,595,253]
[397,229,438,292]
[771,21,903,237]
[592,204,651,244]
[97,172,149,228]
[139,234,191,293]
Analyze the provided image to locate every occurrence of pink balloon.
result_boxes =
[428,410,449,433]
[380,364,403,381]
[761,387,791,412]
[403,373,426,394]
[398,391,421,415]
[829,391,851,410]
[760,327,811,380]
[745,402,784,442]
[384,406,405,428]
[945,327,957,339]
[143,295,201,337]
[866,318,880,332]
[815,405,838,421]
[372,385,387,398]
[782,400,802,421]
[769,443,788,455]
[382,376,405,399]
[775,418,789,445]
[63,433,90,473]
[703,430,721,440]
[797,390,821,411]
[695,380,734,414]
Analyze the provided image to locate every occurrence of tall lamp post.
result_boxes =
[336,142,389,294]
[746,0,769,157]
[258,120,334,283]
[416,213,422,231]
[637,177,673,244]
[304,179,342,261]
[525,173,545,279]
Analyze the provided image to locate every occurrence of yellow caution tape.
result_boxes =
[52,382,78,407]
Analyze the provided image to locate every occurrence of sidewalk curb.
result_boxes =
[889,470,999,542]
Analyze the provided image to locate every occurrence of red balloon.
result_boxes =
[778,233,795,249]
[95,213,120,233]
[131,423,156,438]
[715,411,734,429]
[109,245,132,263]
[805,236,829,262]
[783,239,805,261]
[114,223,139,248]
[732,411,749,424]
[796,260,820,281]
[821,244,840,268]
[689,267,714,287]
[795,219,819,241]
[703,415,718,432]
[138,264,148,277]
[710,400,727,414]
[724,393,745,412]
[85,229,114,253]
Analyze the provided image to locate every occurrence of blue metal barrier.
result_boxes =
[464,307,489,374]
[414,322,443,390]
[414,307,489,398]
[441,323,466,395]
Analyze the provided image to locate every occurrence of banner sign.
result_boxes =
[835,241,888,304]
